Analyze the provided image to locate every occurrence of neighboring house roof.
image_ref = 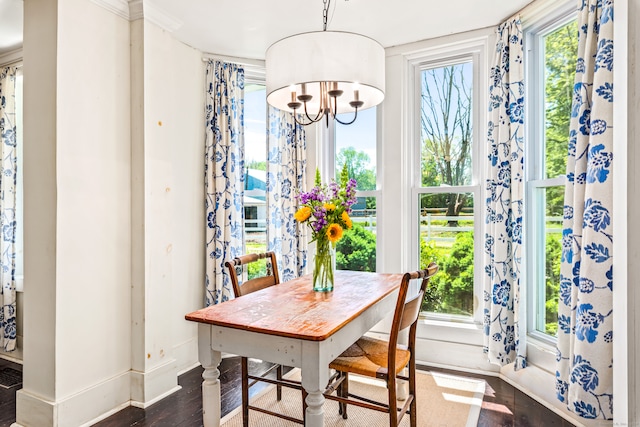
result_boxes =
[245,168,266,192]
[244,195,265,206]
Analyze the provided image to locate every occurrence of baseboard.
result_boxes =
[14,369,130,427]
[129,357,179,407]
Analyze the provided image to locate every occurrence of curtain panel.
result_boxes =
[266,107,308,281]
[0,66,18,352]
[555,0,614,420]
[204,60,245,306]
[483,17,527,370]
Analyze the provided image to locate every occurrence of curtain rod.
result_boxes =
[201,53,265,68]
[0,58,23,69]
[516,0,572,26]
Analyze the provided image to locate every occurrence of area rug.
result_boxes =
[221,369,485,426]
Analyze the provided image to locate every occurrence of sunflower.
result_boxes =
[341,211,353,229]
[323,203,336,211]
[294,206,312,222]
[326,223,344,243]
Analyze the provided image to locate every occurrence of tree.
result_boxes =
[544,20,578,213]
[542,20,578,335]
[336,224,376,272]
[246,160,267,171]
[336,147,376,191]
[421,65,473,219]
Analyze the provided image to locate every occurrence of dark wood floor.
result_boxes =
[1,357,575,426]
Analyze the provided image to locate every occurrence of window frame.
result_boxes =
[406,39,487,325]
[524,4,577,346]
[318,106,382,272]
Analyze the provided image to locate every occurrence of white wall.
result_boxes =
[55,0,132,398]
[17,0,133,425]
[15,1,205,425]
[137,18,204,383]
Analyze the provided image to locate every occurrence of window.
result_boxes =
[243,82,268,277]
[334,108,378,272]
[526,15,577,339]
[408,40,485,321]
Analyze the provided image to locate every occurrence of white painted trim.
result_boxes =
[202,53,266,81]
[129,358,179,406]
[0,49,23,67]
[14,370,130,427]
[130,385,182,409]
[144,0,183,32]
[89,0,182,33]
[89,0,130,20]
[128,0,143,20]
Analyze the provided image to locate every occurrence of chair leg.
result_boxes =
[409,365,417,427]
[241,357,249,427]
[276,364,283,401]
[336,372,344,416]
[389,376,398,426]
[303,388,308,424]
[341,372,349,420]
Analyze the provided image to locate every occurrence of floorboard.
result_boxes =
[0,357,576,426]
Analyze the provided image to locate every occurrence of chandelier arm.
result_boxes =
[292,114,311,126]
[334,107,359,126]
[302,99,325,123]
[304,102,324,124]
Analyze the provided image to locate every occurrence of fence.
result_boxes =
[244,212,563,242]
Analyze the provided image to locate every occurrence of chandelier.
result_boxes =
[265,0,385,126]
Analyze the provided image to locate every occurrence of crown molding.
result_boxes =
[129,0,143,20]
[90,0,130,20]
[90,0,182,33]
[143,1,182,32]
[0,48,23,67]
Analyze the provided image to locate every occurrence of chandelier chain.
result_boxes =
[323,0,330,31]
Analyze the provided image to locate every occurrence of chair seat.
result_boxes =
[329,336,411,379]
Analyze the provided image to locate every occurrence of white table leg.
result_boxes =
[304,389,326,427]
[199,324,222,427]
[300,346,330,427]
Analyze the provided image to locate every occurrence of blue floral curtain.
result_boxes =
[555,0,613,420]
[204,60,245,306]
[0,66,18,352]
[483,17,526,370]
[266,107,308,281]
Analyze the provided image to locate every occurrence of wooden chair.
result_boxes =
[225,252,305,426]
[324,262,439,427]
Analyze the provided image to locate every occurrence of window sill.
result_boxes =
[416,317,484,345]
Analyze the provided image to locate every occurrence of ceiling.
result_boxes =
[0,0,534,59]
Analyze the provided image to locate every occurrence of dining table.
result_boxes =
[184,270,404,427]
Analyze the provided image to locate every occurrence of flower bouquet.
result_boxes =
[294,166,357,291]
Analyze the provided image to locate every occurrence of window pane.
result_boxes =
[544,20,578,179]
[337,197,376,272]
[335,108,377,191]
[539,186,563,336]
[419,193,474,316]
[420,63,473,187]
[244,84,267,270]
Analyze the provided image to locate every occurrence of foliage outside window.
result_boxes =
[335,108,378,272]
[528,18,577,337]
[418,61,477,317]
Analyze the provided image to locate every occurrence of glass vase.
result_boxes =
[313,241,335,292]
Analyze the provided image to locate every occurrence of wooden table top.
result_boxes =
[185,270,403,341]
